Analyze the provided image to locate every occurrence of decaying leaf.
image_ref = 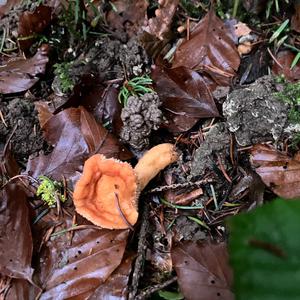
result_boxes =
[18,5,52,51]
[88,253,134,299]
[0,184,33,282]
[26,106,131,182]
[106,0,148,37]
[35,217,129,299]
[250,144,300,199]
[171,241,234,300]
[152,65,219,132]
[291,1,300,33]
[172,9,240,86]
[0,45,49,94]
[272,50,300,82]
[143,0,179,40]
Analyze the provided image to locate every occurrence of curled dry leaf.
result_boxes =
[18,5,52,51]
[152,65,219,132]
[0,45,49,94]
[250,144,300,199]
[272,50,300,82]
[172,9,240,86]
[25,106,131,182]
[171,241,234,300]
[143,0,179,40]
[0,184,33,282]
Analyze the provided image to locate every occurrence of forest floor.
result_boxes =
[1,1,300,299]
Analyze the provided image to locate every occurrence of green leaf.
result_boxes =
[228,198,300,300]
[158,290,184,300]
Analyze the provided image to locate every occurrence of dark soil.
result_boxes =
[0,97,44,166]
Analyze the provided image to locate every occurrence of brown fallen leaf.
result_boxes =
[250,144,300,199]
[0,45,49,94]
[272,50,300,82]
[0,184,33,282]
[88,253,134,299]
[34,216,129,299]
[143,0,179,40]
[152,65,219,132]
[58,77,123,135]
[172,9,240,86]
[25,106,131,182]
[18,5,52,51]
[291,1,300,32]
[171,241,234,300]
[106,0,148,37]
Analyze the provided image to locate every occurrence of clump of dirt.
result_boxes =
[0,98,44,166]
[174,216,207,241]
[190,122,231,177]
[53,37,151,95]
[223,76,289,146]
[120,93,162,150]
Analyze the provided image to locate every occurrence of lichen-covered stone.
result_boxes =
[190,122,230,177]
[223,76,288,146]
[120,93,162,150]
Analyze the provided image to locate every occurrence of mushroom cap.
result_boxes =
[73,154,138,229]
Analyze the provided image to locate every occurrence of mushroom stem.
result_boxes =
[134,143,179,191]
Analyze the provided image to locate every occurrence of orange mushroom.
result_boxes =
[73,143,179,229]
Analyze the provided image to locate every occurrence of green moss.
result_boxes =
[53,62,75,93]
[36,176,66,208]
[275,79,300,147]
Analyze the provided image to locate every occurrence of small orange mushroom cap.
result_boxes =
[73,154,138,229]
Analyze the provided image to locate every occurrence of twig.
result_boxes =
[267,47,283,69]
[147,178,213,193]
[135,276,178,300]
[128,201,150,300]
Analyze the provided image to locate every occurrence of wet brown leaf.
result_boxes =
[172,241,234,300]
[172,9,240,86]
[35,101,54,129]
[143,0,179,40]
[0,184,33,282]
[292,2,300,33]
[88,253,134,300]
[0,45,49,94]
[26,106,131,182]
[250,144,300,199]
[0,146,20,179]
[0,0,22,17]
[35,217,129,299]
[106,0,148,37]
[272,50,300,82]
[18,5,52,51]
[152,65,219,132]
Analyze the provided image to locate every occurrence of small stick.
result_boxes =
[0,109,7,127]
[114,190,134,231]
[267,47,283,69]
[217,154,232,183]
[128,201,150,300]
[135,276,178,300]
